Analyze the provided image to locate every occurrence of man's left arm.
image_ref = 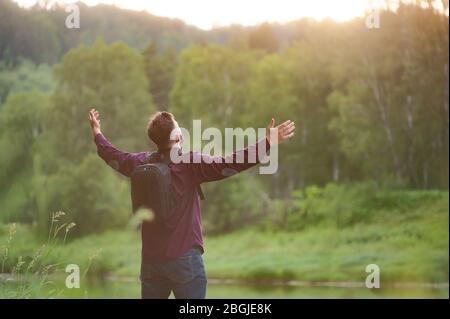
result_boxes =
[189,118,295,184]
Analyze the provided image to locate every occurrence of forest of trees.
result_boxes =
[0,0,448,236]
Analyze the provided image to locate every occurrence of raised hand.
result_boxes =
[88,108,102,137]
[266,118,295,145]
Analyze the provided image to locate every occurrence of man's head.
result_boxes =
[147,111,181,150]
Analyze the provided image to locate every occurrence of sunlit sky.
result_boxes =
[13,0,442,30]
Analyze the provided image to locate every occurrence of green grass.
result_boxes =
[1,190,448,285]
[207,192,449,283]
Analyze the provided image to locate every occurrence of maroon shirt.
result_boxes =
[94,133,269,262]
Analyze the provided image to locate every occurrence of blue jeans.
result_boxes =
[140,247,207,299]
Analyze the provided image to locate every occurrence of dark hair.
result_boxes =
[147,111,176,149]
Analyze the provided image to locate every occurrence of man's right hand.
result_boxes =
[89,108,102,138]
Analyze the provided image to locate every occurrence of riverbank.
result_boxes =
[1,211,448,284]
[1,273,448,298]
[0,189,448,297]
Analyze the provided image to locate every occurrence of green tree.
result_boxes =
[143,43,177,110]
[47,39,154,163]
[328,5,449,188]
[171,44,259,129]
[248,23,279,53]
[34,40,155,236]
[0,91,49,222]
[40,154,130,236]
[0,59,54,103]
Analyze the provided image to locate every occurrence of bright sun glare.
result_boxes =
[15,0,401,29]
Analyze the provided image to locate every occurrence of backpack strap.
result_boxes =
[145,151,205,201]
[146,151,169,164]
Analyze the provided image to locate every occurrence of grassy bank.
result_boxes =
[1,189,448,285]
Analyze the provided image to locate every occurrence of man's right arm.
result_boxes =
[89,108,147,177]
[94,133,148,177]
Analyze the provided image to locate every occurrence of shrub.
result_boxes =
[266,182,449,230]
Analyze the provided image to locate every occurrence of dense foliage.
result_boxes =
[0,1,448,236]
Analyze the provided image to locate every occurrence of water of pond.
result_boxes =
[59,279,448,299]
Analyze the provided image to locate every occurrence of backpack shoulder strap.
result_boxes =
[146,151,172,165]
[146,150,205,200]
[145,151,158,164]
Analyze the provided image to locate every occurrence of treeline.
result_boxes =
[0,2,448,236]
[0,0,281,65]
[0,0,207,64]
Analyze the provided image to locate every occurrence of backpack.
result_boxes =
[130,151,204,226]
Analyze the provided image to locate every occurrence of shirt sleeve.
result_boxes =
[189,138,271,184]
[94,133,148,177]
